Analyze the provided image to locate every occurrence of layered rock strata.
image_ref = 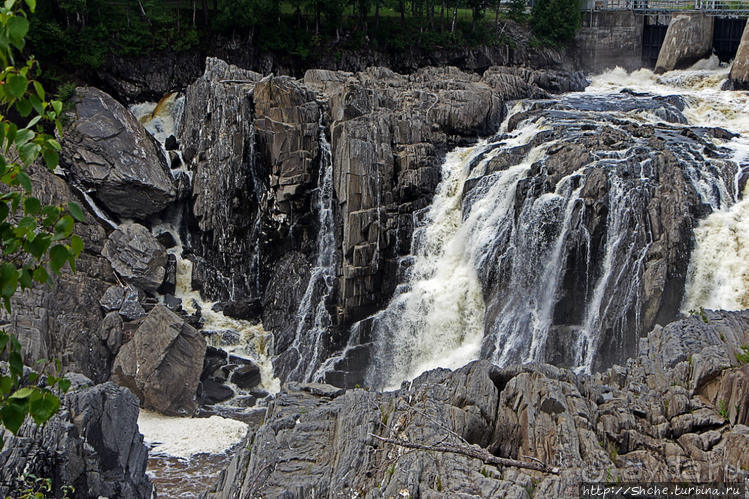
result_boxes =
[205,310,749,498]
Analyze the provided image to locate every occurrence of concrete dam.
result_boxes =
[574,7,748,76]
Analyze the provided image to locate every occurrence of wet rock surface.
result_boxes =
[468,92,736,372]
[0,381,153,498]
[180,58,264,303]
[178,58,587,384]
[205,310,749,498]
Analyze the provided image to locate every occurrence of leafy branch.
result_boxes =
[0,0,83,446]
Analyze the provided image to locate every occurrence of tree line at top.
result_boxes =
[30,0,581,86]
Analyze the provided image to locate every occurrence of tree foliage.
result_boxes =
[0,0,81,446]
[28,0,517,84]
[530,0,581,44]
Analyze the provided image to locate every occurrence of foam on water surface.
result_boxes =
[138,410,248,460]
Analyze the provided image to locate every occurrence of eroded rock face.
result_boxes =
[314,65,588,327]
[0,380,153,498]
[254,75,320,219]
[102,222,167,295]
[179,58,265,302]
[205,311,749,498]
[0,166,118,384]
[470,93,736,372]
[111,305,206,416]
[61,86,175,219]
[177,59,588,383]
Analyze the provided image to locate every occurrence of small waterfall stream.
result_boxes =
[283,117,338,382]
[130,97,279,499]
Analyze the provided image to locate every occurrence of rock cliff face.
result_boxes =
[0,380,153,498]
[0,165,118,384]
[472,93,735,373]
[1,53,747,499]
[179,59,264,303]
[204,310,749,498]
[177,58,587,382]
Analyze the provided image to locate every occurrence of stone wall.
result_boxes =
[573,11,646,72]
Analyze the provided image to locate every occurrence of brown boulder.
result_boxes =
[112,305,206,415]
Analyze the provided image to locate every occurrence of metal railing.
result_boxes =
[581,0,749,14]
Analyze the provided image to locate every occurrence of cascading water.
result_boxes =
[280,116,338,382]
[131,95,279,498]
[131,92,185,145]
[339,57,746,390]
[581,58,749,313]
[360,120,557,389]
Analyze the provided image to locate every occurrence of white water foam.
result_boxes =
[681,185,749,312]
[137,410,247,460]
[154,223,281,395]
[130,93,184,145]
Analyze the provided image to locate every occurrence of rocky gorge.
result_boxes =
[0,45,748,498]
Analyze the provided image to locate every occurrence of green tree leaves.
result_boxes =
[531,0,582,44]
[7,74,28,98]
[0,329,69,440]
[0,0,79,445]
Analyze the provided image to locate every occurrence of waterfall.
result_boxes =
[681,194,749,311]
[358,116,551,389]
[331,59,745,389]
[133,91,280,395]
[586,60,749,316]
[483,166,587,367]
[282,116,338,382]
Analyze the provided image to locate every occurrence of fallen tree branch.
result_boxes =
[219,79,258,84]
[369,434,560,475]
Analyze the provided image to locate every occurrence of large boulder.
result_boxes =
[729,20,749,90]
[61,86,175,219]
[111,305,206,416]
[0,380,153,498]
[102,222,167,294]
[654,14,714,74]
